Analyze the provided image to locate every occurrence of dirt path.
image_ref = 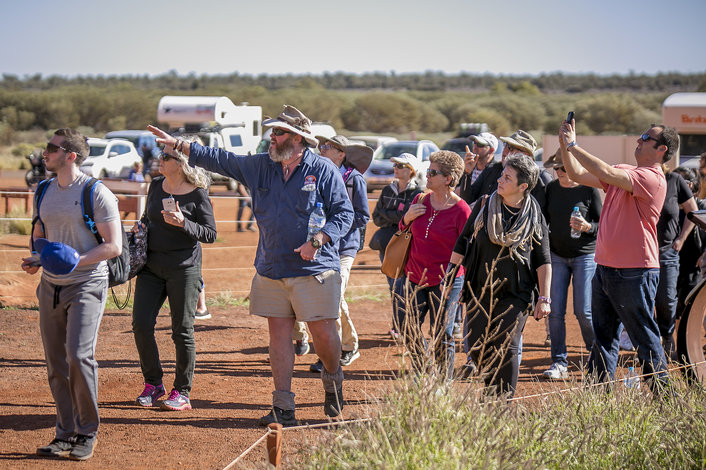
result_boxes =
[0,175,597,469]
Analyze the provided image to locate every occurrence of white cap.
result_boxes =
[390,153,420,173]
[472,132,498,150]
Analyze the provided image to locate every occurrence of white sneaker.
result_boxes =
[542,363,568,380]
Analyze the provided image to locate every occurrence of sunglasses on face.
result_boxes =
[474,142,488,148]
[319,144,342,152]
[394,163,410,170]
[46,142,69,153]
[556,166,565,172]
[639,133,662,145]
[271,128,290,137]
[161,153,177,161]
[426,169,444,177]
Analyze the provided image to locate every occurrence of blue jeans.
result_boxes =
[549,252,596,367]
[394,275,463,378]
[655,247,679,339]
[588,265,669,391]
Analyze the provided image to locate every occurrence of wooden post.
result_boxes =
[266,423,283,467]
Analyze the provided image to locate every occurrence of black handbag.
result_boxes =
[127,223,148,280]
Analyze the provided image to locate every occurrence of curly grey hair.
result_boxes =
[504,153,539,195]
[429,150,464,188]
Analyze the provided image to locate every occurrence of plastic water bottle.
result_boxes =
[570,206,582,239]
[623,366,640,389]
[308,202,326,241]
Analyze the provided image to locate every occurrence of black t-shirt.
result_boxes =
[142,176,217,270]
[454,197,551,307]
[544,180,602,258]
[657,172,693,251]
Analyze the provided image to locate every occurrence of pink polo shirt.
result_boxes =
[594,165,666,268]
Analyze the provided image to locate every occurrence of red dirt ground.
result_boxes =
[0,173,598,469]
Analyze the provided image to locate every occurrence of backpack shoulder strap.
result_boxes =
[81,177,103,244]
[31,178,54,251]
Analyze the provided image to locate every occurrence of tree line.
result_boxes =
[0,71,704,146]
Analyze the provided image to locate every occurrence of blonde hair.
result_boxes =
[173,136,210,189]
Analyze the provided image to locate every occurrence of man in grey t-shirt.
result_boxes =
[20,128,122,461]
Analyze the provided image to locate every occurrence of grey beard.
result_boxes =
[269,139,296,162]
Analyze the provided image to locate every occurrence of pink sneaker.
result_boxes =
[136,383,165,407]
[160,389,192,411]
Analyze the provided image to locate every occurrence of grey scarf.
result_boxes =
[473,191,543,264]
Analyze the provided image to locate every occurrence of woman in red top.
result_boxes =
[395,150,471,378]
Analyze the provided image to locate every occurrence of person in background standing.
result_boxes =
[541,151,601,380]
[370,153,422,339]
[307,135,371,372]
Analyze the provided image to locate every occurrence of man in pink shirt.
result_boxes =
[559,120,679,394]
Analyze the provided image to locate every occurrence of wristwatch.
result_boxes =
[309,238,322,249]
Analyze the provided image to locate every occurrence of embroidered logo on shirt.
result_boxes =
[302,175,317,192]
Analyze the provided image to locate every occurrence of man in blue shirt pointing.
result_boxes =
[149,105,353,425]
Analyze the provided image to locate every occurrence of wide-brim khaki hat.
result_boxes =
[543,150,563,169]
[499,130,537,155]
[317,135,373,174]
[263,105,319,147]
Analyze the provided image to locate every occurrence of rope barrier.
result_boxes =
[222,428,272,470]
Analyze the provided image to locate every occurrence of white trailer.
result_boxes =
[157,96,262,155]
[662,92,706,166]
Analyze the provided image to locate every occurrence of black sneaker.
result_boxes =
[340,349,360,366]
[309,359,323,373]
[324,386,344,417]
[37,438,74,458]
[259,406,297,427]
[68,435,96,461]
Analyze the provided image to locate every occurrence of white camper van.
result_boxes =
[662,92,706,167]
[157,96,263,188]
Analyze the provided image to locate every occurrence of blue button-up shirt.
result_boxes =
[189,144,354,279]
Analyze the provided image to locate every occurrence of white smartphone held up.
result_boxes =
[162,197,177,212]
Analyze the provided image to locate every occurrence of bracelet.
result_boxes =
[538,296,551,304]
[566,141,577,150]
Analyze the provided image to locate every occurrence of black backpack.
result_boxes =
[342,167,366,252]
[34,177,130,288]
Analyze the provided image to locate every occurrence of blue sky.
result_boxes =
[3,0,705,78]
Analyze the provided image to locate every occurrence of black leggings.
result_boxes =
[465,297,528,397]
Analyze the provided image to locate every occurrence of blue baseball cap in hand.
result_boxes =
[34,238,80,275]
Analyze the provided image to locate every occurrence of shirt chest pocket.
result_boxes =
[296,187,318,216]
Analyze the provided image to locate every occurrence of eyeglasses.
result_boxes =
[272,128,290,137]
[46,142,69,153]
[161,153,176,161]
[639,133,662,145]
[426,169,444,177]
[319,144,342,152]
[394,163,410,170]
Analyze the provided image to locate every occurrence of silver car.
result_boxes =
[363,140,439,192]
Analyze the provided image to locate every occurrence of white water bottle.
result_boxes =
[308,202,326,241]
[623,366,640,389]
[570,206,582,239]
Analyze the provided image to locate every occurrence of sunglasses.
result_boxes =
[473,142,488,148]
[639,133,662,145]
[46,142,69,153]
[161,153,177,161]
[271,128,290,137]
[319,143,342,152]
[394,163,410,170]
[426,169,444,177]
